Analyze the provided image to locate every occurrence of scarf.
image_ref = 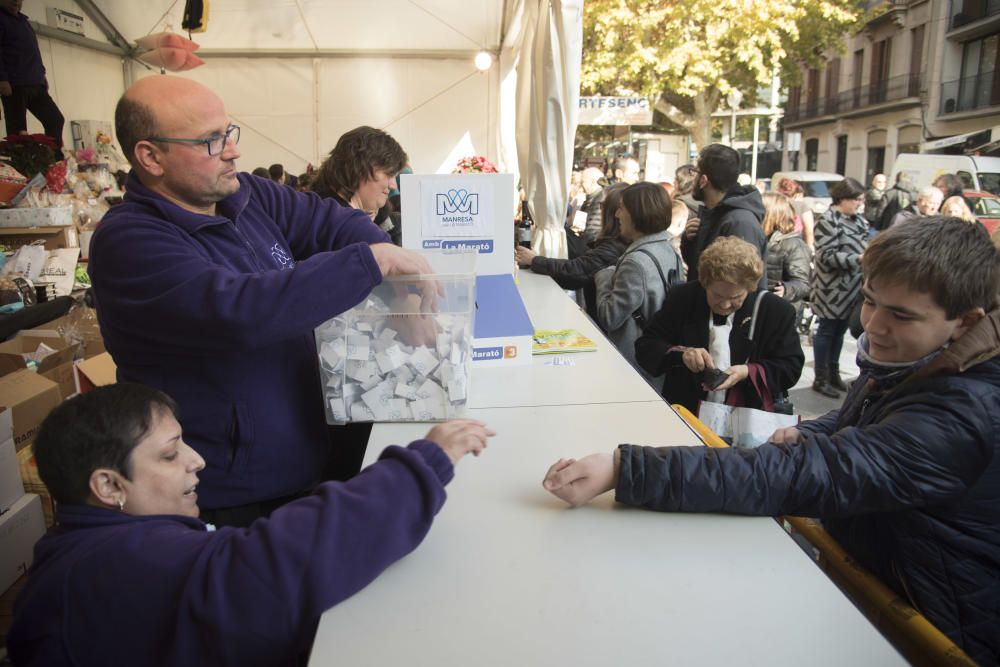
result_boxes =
[838,333,948,426]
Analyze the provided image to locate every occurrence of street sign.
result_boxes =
[577,96,653,125]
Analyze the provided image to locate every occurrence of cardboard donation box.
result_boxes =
[399,173,533,367]
[0,334,82,400]
[472,274,533,367]
[0,408,23,515]
[0,369,61,452]
[0,493,46,594]
[74,352,116,394]
[315,252,476,424]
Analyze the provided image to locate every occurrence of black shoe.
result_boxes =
[812,379,842,398]
[828,373,848,392]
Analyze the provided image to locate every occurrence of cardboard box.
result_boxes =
[42,362,77,401]
[0,333,80,372]
[74,352,116,394]
[0,206,73,228]
[26,312,105,360]
[0,225,78,251]
[0,334,81,401]
[472,274,534,367]
[0,494,45,594]
[0,408,23,515]
[0,370,61,451]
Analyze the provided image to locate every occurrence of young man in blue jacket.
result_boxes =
[89,75,434,526]
[7,383,493,666]
[544,217,1000,665]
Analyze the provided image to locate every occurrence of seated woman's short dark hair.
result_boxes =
[33,384,177,505]
[311,126,408,200]
[621,181,671,235]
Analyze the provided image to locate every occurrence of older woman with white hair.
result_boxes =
[890,185,943,226]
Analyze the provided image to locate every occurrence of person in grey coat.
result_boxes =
[762,192,811,312]
[811,177,869,397]
[595,182,683,391]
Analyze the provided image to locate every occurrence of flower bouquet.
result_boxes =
[0,134,59,180]
[452,156,499,174]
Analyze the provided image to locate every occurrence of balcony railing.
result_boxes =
[784,73,921,123]
[940,70,1000,114]
[950,0,1000,30]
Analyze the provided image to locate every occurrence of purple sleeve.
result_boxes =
[89,216,385,351]
[190,439,453,653]
[248,176,390,256]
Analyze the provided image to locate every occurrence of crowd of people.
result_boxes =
[3,73,998,666]
[532,148,999,665]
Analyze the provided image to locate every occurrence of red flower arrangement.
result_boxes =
[452,156,499,174]
[0,133,59,179]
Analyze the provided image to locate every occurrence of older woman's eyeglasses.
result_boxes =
[147,124,240,156]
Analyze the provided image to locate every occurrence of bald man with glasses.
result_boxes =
[89,75,434,527]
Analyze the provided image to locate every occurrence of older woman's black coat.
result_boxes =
[635,281,804,412]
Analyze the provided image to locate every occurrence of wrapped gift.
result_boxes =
[0,206,73,228]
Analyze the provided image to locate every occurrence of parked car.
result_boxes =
[964,190,1000,235]
[891,153,1000,194]
[770,171,844,215]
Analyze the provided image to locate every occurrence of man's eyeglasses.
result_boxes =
[147,124,240,156]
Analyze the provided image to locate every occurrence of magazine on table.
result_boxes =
[531,329,597,355]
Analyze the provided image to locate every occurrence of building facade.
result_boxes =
[782,0,1000,184]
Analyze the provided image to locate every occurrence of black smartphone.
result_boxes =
[701,368,728,390]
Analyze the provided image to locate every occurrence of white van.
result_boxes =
[889,153,1000,194]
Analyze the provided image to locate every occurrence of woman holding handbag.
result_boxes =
[635,236,804,413]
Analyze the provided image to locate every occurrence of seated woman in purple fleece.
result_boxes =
[6,383,493,667]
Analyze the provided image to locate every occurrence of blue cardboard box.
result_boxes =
[472,274,533,366]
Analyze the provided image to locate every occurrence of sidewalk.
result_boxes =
[790,328,860,421]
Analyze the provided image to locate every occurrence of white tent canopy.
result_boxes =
[20,0,580,241]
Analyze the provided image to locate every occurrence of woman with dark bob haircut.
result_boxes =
[310,126,408,244]
[7,383,492,666]
[810,176,869,398]
[594,182,684,389]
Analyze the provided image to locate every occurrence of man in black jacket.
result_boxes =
[544,218,1000,666]
[680,144,767,288]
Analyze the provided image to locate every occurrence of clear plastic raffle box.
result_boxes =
[315,252,476,424]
